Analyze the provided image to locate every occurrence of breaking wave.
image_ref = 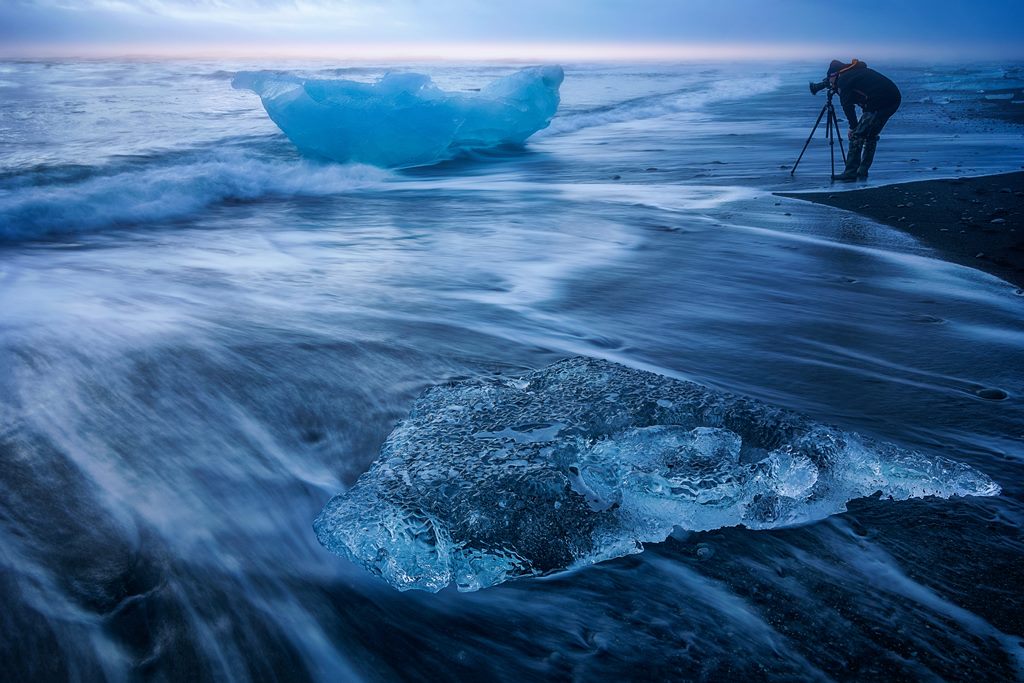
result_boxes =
[0,151,387,241]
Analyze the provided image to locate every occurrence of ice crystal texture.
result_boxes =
[315,357,999,592]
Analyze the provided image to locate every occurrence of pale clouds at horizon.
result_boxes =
[2,0,1023,58]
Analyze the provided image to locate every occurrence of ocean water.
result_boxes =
[1,60,1023,681]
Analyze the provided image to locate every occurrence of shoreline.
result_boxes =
[776,171,1024,289]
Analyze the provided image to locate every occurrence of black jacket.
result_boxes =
[836,63,901,128]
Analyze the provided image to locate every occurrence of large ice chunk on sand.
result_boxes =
[232,66,563,168]
[314,357,999,592]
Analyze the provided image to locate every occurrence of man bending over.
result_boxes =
[828,59,901,181]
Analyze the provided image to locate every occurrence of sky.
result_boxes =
[1,0,1023,60]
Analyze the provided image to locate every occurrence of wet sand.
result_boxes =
[777,171,1024,289]
[972,87,1024,125]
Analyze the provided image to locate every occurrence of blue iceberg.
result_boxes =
[232,66,564,168]
[314,357,999,592]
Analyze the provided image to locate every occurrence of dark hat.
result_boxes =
[827,60,847,76]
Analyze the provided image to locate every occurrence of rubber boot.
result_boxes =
[857,138,878,179]
[833,138,862,181]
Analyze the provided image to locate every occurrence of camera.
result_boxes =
[809,79,830,95]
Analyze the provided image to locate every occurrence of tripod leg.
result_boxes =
[829,106,847,164]
[791,103,828,175]
[828,108,835,178]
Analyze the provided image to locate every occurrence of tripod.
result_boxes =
[790,86,847,178]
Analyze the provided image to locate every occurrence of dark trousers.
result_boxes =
[851,103,899,142]
[839,97,899,177]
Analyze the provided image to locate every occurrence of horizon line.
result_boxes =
[2,41,1021,63]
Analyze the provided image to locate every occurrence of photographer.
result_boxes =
[827,59,901,181]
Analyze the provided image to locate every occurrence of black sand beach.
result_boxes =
[778,171,1024,289]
